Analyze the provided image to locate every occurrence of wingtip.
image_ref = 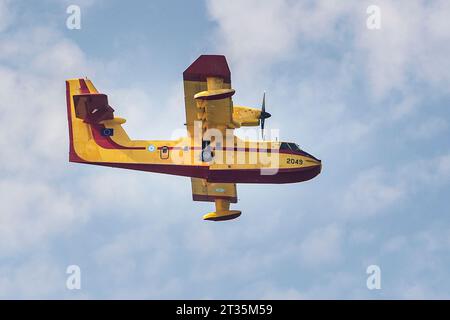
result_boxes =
[202,210,242,221]
[183,54,231,83]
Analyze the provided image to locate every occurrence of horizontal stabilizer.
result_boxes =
[73,93,114,124]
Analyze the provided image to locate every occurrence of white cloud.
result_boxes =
[206,0,355,73]
[0,21,94,256]
[298,224,344,267]
[259,286,305,300]
[340,152,450,218]
[0,180,88,254]
[341,167,405,218]
[0,0,13,32]
[398,153,450,189]
[356,0,450,98]
[382,235,408,253]
[0,255,64,299]
[106,82,185,140]
[406,117,448,140]
[208,0,450,112]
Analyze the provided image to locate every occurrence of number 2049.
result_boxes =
[286,158,303,165]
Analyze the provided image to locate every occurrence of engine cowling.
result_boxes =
[232,105,261,127]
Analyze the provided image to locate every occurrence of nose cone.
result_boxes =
[260,111,271,119]
[307,156,322,174]
[310,157,322,167]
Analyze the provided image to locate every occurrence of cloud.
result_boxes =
[406,117,448,140]
[0,0,13,32]
[0,179,88,254]
[206,0,355,73]
[0,20,95,256]
[0,255,65,299]
[341,167,405,218]
[340,153,450,218]
[258,286,305,300]
[356,0,450,98]
[207,0,450,119]
[298,224,344,267]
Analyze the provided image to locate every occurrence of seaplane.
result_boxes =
[65,55,321,221]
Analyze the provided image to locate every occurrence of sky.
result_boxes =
[0,0,450,299]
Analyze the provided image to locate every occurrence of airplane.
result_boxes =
[65,55,322,221]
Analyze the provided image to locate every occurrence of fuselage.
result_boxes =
[66,78,321,184]
[72,120,321,184]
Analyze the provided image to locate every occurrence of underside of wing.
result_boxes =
[191,177,237,203]
[191,178,241,221]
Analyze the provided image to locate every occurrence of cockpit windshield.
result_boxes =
[280,141,320,161]
[280,142,302,152]
[279,142,292,151]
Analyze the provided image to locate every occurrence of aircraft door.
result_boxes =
[160,146,170,159]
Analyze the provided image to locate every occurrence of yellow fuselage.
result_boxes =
[67,79,321,184]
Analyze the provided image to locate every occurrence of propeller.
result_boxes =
[260,92,271,139]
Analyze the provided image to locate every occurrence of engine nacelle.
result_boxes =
[232,105,261,127]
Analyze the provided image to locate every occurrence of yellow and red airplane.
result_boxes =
[66,55,321,221]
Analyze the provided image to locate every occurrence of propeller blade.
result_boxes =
[261,118,265,140]
[260,92,270,140]
[262,92,266,113]
[260,92,271,120]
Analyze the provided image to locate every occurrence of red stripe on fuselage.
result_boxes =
[158,146,310,156]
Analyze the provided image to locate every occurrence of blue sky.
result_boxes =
[1,0,450,299]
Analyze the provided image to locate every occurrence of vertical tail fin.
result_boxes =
[66,78,98,162]
[66,78,141,163]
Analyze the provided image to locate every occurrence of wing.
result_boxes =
[183,55,238,136]
[185,56,242,221]
[191,178,237,203]
[191,178,240,221]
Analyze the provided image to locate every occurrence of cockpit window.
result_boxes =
[289,143,301,152]
[280,142,303,151]
[280,142,292,150]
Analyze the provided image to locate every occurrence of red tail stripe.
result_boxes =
[79,79,90,94]
[90,124,146,150]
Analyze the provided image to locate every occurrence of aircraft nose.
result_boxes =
[311,157,322,175]
[309,156,322,172]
